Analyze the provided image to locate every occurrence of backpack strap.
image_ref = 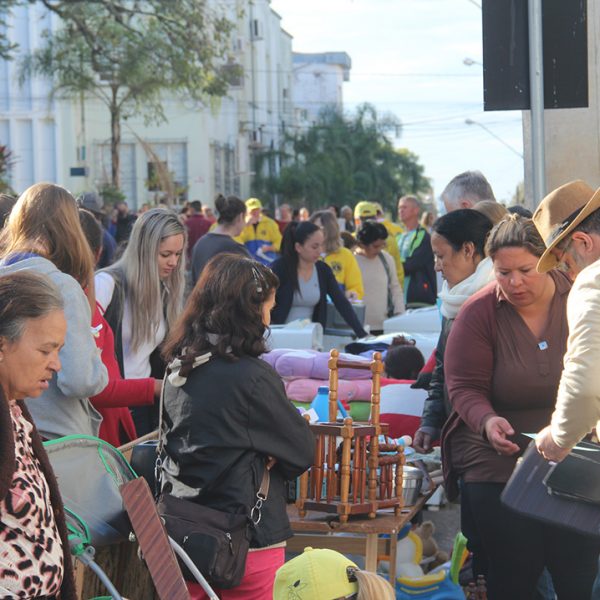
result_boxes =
[377,253,395,318]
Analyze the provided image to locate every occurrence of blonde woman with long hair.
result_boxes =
[0,182,108,439]
[310,210,364,300]
[95,207,185,435]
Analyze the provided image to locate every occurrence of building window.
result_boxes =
[213,142,239,197]
[146,160,167,191]
[144,141,188,202]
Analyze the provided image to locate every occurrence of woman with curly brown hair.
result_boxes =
[160,253,314,599]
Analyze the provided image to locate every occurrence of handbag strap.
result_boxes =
[156,352,213,456]
[250,467,270,526]
[155,352,212,491]
[377,252,395,318]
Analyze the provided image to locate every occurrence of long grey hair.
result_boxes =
[102,208,186,351]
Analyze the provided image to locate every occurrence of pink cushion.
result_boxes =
[285,378,373,404]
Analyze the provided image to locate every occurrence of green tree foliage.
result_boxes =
[253,103,430,212]
[0,144,16,194]
[14,0,238,188]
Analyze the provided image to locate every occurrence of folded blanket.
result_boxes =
[284,378,373,404]
[262,348,372,380]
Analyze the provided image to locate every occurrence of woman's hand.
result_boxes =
[153,379,163,398]
[484,416,520,455]
[413,429,434,454]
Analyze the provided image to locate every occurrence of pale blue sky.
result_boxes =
[271,0,524,205]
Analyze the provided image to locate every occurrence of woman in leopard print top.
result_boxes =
[0,272,76,599]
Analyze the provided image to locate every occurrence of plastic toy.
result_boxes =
[396,570,465,600]
[393,531,468,599]
[414,521,449,573]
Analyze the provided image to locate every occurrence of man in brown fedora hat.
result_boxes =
[532,179,600,462]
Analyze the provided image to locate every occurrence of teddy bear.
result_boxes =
[414,521,449,573]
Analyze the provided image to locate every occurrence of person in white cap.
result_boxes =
[532,180,600,462]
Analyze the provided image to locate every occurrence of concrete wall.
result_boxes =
[523,0,600,206]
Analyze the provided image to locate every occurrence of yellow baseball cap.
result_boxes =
[246,197,263,211]
[354,201,377,219]
[273,547,358,600]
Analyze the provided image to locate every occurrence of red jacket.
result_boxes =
[185,213,211,260]
[90,304,154,447]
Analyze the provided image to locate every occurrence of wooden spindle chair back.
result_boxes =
[297,349,404,522]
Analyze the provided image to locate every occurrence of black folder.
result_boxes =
[501,442,600,538]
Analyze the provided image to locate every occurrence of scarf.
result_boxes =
[166,351,211,387]
[438,257,494,319]
[166,334,231,387]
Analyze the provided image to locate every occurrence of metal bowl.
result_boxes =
[402,465,424,506]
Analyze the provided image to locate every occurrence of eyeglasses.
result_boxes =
[555,237,574,273]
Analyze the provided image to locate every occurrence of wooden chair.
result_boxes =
[296,349,405,522]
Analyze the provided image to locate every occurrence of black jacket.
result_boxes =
[161,355,314,548]
[270,259,367,337]
[402,226,437,306]
[419,316,453,439]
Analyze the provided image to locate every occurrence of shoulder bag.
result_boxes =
[501,441,600,539]
[155,355,270,588]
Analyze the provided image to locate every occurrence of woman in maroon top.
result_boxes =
[442,215,600,600]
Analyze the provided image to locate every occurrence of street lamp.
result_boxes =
[465,118,523,159]
[463,57,482,67]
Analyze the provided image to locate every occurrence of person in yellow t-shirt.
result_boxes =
[235,197,282,265]
[354,201,405,289]
[374,201,405,242]
[310,210,364,299]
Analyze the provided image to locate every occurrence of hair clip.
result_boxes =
[346,566,358,583]
[251,265,263,293]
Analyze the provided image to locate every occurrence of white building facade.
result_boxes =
[0,1,351,210]
[292,52,351,126]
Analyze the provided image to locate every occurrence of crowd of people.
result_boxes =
[1,170,600,599]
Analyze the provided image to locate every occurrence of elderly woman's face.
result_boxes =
[0,310,66,400]
[493,247,548,308]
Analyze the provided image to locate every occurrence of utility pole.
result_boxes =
[528,0,545,204]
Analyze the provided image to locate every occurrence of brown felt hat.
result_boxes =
[533,180,600,273]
